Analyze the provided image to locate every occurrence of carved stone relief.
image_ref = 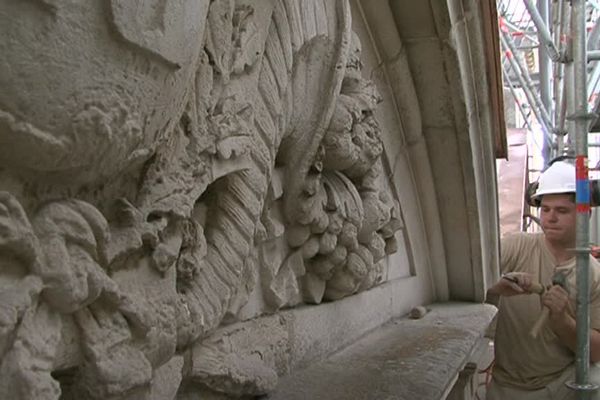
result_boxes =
[0,1,405,399]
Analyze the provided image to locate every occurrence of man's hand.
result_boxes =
[535,284,600,363]
[591,245,600,259]
[543,285,570,321]
[488,272,535,297]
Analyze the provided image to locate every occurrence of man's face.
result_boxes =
[540,193,576,246]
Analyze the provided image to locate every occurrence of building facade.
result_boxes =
[0,1,503,399]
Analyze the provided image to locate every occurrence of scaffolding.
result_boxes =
[499,0,599,397]
[500,1,600,159]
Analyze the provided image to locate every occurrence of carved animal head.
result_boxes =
[0,0,209,184]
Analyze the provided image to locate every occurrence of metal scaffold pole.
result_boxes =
[554,0,570,156]
[524,0,562,61]
[567,0,597,398]
[501,31,554,142]
[502,67,537,132]
[538,0,554,165]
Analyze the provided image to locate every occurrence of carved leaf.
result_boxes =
[0,302,61,400]
[206,0,234,81]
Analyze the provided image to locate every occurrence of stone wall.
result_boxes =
[0,1,428,399]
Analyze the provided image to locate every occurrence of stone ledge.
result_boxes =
[267,302,496,400]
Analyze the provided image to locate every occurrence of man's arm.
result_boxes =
[487,272,535,298]
[488,235,534,303]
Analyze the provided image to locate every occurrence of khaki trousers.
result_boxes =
[487,364,600,400]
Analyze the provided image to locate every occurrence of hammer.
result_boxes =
[529,269,569,338]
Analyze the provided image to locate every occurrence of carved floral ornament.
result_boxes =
[0,1,403,399]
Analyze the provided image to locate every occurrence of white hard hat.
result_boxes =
[531,161,576,203]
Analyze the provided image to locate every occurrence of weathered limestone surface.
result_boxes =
[0,1,426,399]
[267,303,496,400]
